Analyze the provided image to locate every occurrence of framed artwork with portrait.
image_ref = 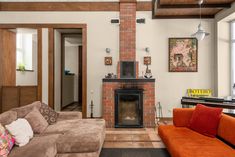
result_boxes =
[169,38,198,72]
[104,57,112,65]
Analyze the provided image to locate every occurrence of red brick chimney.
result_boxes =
[118,0,138,78]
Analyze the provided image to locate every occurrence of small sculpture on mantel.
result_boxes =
[144,64,152,79]
[105,73,117,79]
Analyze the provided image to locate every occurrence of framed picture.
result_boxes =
[144,56,151,65]
[169,38,198,72]
[104,57,112,65]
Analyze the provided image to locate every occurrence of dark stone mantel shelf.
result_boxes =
[102,78,155,82]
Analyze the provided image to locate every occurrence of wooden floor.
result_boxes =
[103,120,172,148]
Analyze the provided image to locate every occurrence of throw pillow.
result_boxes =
[39,103,58,125]
[0,124,15,157]
[5,119,33,147]
[188,104,223,137]
[25,108,49,134]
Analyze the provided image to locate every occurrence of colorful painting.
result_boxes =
[169,38,198,72]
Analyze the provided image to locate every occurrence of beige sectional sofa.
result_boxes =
[0,102,106,157]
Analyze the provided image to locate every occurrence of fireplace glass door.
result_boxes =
[115,89,143,128]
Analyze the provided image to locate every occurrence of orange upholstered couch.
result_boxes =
[158,108,235,157]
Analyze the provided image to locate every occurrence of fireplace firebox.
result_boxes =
[115,89,143,128]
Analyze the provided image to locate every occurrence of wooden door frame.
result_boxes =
[60,33,82,110]
[0,25,42,101]
[48,24,87,118]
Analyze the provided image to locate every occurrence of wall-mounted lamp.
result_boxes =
[105,48,111,53]
[145,47,150,53]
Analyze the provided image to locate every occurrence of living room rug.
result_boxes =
[100,148,170,157]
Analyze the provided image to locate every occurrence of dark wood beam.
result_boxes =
[0,2,120,11]
[0,2,152,11]
[152,14,215,19]
[158,3,231,9]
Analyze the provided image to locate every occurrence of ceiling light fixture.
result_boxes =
[191,0,209,41]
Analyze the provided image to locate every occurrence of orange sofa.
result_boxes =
[158,108,235,157]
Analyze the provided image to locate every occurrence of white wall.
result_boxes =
[16,34,38,85]
[0,11,215,117]
[42,28,49,104]
[65,45,79,101]
[136,12,215,116]
[54,30,61,111]
[216,21,231,97]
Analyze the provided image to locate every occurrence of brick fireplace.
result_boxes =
[102,0,155,128]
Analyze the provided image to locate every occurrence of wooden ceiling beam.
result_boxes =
[158,3,231,9]
[152,14,215,19]
[157,0,231,9]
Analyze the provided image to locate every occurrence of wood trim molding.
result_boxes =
[48,28,54,109]
[0,2,151,11]
[0,2,119,11]
[82,26,87,118]
[47,24,87,118]
[37,28,42,101]
[0,24,87,29]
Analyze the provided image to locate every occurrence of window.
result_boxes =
[16,33,33,70]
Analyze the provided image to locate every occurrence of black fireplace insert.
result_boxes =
[115,89,143,128]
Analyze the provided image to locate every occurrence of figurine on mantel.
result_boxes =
[144,65,152,79]
[105,73,117,79]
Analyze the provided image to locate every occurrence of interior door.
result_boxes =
[78,45,82,104]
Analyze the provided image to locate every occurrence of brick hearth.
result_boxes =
[102,79,155,128]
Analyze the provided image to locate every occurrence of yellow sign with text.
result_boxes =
[187,89,212,97]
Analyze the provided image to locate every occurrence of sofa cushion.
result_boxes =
[159,125,235,157]
[57,131,100,153]
[0,111,17,126]
[40,103,58,125]
[8,134,59,157]
[188,104,222,137]
[57,112,82,122]
[25,108,49,134]
[0,124,15,157]
[12,101,42,118]
[218,114,235,147]
[45,119,105,153]
[5,119,33,147]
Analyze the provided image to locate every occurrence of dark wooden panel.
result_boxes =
[0,29,16,86]
[1,86,19,112]
[153,7,221,18]
[82,26,87,118]
[37,28,42,101]
[159,0,234,5]
[0,29,16,112]
[1,86,38,112]
[19,86,38,107]
[0,2,152,11]
[48,28,54,109]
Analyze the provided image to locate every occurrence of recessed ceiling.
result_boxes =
[153,0,234,19]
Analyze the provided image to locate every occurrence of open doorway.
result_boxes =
[54,29,83,112]
[62,34,83,111]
